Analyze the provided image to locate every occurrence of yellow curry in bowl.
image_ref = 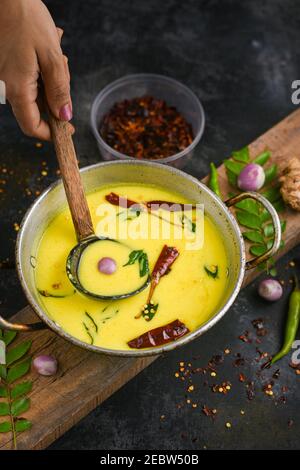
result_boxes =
[35,184,229,350]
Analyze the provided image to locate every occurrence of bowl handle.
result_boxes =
[225,192,282,270]
[0,315,46,332]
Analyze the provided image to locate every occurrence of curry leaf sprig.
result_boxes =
[223,146,286,275]
[0,329,33,450]
[123,250,149,277]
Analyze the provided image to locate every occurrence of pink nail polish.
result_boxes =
[59,104,72,121]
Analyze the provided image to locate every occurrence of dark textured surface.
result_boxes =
[1,0,300,450]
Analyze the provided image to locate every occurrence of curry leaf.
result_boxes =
[262,186,281,203]
[6,340,32,366]
[0,421,11,433]
[7,357,31,384]
[11,381,32,399]
[273,198,285,213]
[224,160,246,175]
[235,198,260,215]
[264,164,277,185]
[0,385,7,398]
[138,253,149,277]
[0,331,33,448]
[243,231,265,244]
[123,250,144,266]
[204,265,219,279]
[124,250,149,277]
[250,245,267,256]
[263,220,286,238]
[0,365,6,380]
[253,151,270,166]
[0,402,10,416]
[260,209,272,223]
[232,146,250,163]
[3,331,17,346]
[15,418,32,433]
[236,211,262,230]
[11,397,30,417]
[226,169,237,187]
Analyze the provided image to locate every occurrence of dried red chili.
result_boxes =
[152,245,179,283]
[105,192,141,209]
[127,319,189,349]
[105,192,195,212]
[100,95,194,159]
[136,245,179,319]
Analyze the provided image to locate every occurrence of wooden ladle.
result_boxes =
[48,112,150,300]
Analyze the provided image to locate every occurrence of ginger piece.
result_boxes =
[279,157,300,211]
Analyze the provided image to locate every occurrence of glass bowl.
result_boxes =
[90,74,205,168]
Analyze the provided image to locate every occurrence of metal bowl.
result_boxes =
[0,160,281,357]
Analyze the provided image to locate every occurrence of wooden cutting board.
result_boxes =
[1,109,300,450]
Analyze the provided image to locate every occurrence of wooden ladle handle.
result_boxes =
[48,113,94,241]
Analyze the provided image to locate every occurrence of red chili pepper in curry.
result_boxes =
[127,319,190,349]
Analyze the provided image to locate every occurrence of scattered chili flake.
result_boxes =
[187,385,194,392]
[262,382,274,397]
[261,358,272,370]
[239,331,252,343]
[99,95,194,159]
[252,318,268,337]
[13,223,20,232]
[225,422,232,429]
[272,369,280,380]
[210,371,217,377]
[202,405,217,418]
[212,381,232,394]
[192,403,197,408]
[238,373,246,383]
[224,348,231,355]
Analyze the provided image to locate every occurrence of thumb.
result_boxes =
[40,50,72,121]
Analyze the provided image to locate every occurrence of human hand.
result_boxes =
[0,0,73,140]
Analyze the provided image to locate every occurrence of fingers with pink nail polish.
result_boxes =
[59,104,72,121]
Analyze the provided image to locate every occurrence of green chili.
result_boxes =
[271,277,300,364]
[209,162,222,198]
